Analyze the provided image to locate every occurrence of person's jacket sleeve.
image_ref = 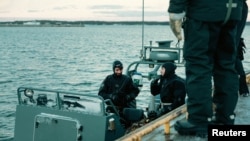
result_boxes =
[150,79,161,96]
[98,76,110,100]
[168,0,186,13]
[126,77,140,100]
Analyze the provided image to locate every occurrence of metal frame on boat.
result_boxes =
[126,40,184,86]
[14,87,126,141]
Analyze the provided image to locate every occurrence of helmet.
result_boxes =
[112,60,123,70]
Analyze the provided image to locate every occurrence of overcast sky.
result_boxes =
[0,0,249,22]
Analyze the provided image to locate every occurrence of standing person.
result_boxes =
[235,1,249,97]
[98,60,140,112]
[147,62,186,119]
[168,0,243,136]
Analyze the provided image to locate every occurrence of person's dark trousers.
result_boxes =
[234,1,249,96]
[183,18,239,125]
[236,58,249,95]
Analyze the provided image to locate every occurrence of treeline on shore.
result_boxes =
[1,20,250,26]
[0,20,170,26]
[81,21,169,25]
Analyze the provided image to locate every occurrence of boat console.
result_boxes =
[14,87,126,141]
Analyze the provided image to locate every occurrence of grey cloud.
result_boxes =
[28,10,40,13]
[53,6,70,10]
[94,10,164,18]
[53,5,77,10]
[88,4,165,18]
[90,5,123,10]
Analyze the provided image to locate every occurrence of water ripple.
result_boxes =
[0,25,250,139]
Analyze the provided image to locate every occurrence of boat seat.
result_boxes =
[122,108,144,122]
[155,40,173,48]
[149,51,178,61]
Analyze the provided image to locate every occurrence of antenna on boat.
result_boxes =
[140,0,145,60]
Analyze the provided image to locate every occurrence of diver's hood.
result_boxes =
[162,62,176,78]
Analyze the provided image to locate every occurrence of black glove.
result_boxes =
[156,105,172,116]
[109,93,120,104]
[125,94,135,102]
[162,105,172,113]
[125,95,131,101]
[147,110,159,120]
[151,78,160,85]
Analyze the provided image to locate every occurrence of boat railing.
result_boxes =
[127,40,184,81]
[16,87,110,116]
[141,40,184,64]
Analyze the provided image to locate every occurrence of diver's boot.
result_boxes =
[211,114,235,125]
[174,120,208,138]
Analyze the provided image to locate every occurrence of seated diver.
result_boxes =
[98,60,143,128]
[148,62,186,120]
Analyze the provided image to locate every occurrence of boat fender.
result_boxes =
[122,108,144,122]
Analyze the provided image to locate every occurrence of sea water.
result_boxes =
[0,25,250,140]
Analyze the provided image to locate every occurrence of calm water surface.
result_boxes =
[0,25,250,140]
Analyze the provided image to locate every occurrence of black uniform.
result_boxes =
[150,63,186,115]
[168,0,243,136]
[98,60,140,110]
[235,1,249,96]
[98,74,139,108]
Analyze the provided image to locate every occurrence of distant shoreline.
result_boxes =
[1,20,250,27]
[0,20,169,27]
[0,25,85,27]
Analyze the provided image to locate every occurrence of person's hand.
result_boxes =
[109,93,120,103]
[147,110,158,120]
[164,105,172,113]
[169,12,185,41]
[151,78,160,85]
[125,94,135,102]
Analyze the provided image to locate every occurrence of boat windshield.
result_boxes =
[17,87,106,116]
